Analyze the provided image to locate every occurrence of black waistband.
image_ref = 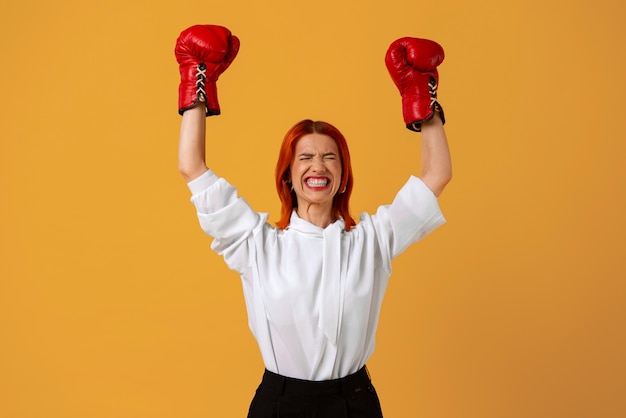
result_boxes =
[260,366,372,397]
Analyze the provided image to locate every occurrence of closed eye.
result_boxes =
[297,152,338,161]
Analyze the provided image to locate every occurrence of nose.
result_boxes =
[311,158,326,172]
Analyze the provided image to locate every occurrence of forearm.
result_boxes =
[419,112,452,197]
[178,103,208,182]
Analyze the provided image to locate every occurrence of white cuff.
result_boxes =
[187,169,219,195]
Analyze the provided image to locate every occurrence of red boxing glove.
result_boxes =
[385,37,445,132]
[175,24,240,116]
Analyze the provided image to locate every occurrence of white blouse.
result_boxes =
[187,169,445,381]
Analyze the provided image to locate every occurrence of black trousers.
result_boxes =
[246,366,384,418]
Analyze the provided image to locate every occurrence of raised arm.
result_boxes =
[178,103,208,182]
[174,24,240,182]
[385,37,452,196]
[420,113,451,196]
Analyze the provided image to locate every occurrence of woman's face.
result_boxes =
[289,133,343,216]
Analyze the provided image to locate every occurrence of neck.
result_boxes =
[296,203,334,228]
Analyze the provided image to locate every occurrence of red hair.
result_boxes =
[275,120,356,231]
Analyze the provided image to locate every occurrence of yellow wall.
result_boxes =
[1,1,625,417]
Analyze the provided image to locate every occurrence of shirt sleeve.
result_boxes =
[379,175,446,258]
[187,170,267,273]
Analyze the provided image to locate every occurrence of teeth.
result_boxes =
[306,178,328,187]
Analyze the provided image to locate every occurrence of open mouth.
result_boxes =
[305,177,330,188]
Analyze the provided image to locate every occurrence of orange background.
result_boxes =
[1,0,625,417]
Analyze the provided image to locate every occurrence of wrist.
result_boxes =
[421,110,443,127]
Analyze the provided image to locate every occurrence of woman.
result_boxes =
[176,25,451,418]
